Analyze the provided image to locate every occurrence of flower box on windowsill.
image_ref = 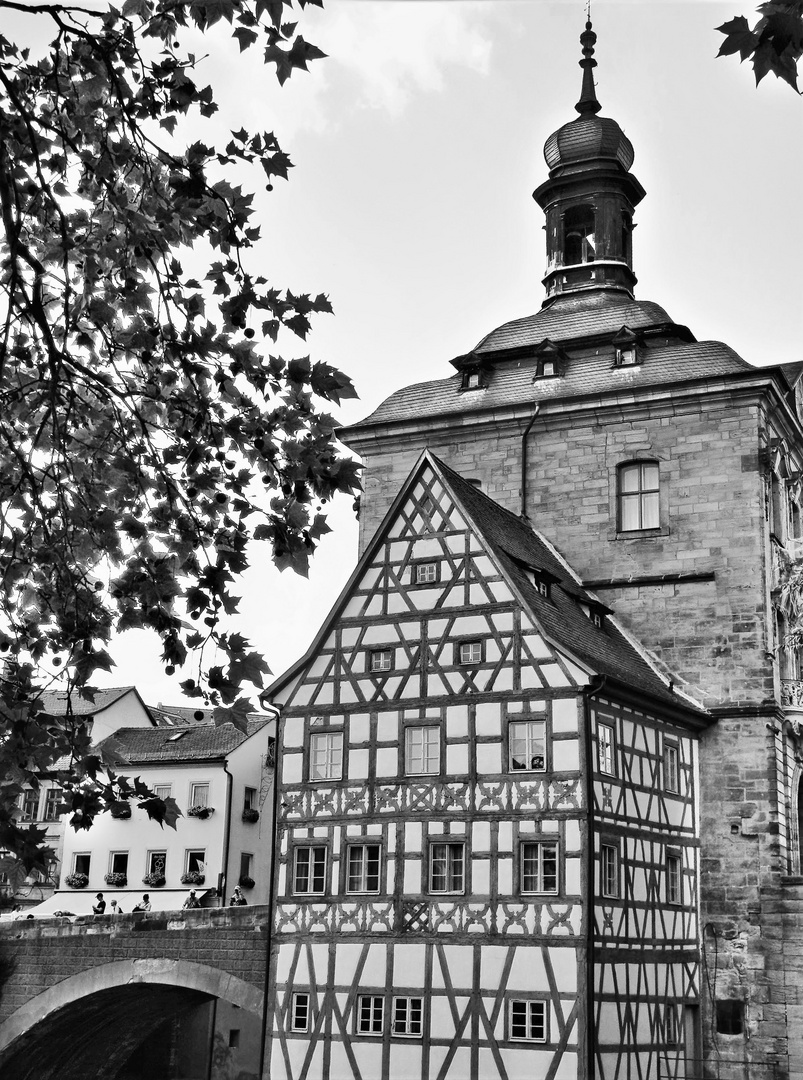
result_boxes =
[181,871,205,886]
[187,805,215,819]
[104,872,128,887]
[238,875,255,889]
[241,808,259,824]
[64,873,89,889]
[109,802,132,819]
[142,873,166,887]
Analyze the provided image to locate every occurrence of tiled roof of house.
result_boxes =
[98,719,269,763]
[433,456,707,716]
[39,686,145,718]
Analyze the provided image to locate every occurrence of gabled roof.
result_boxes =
[98,719,270,764]
[39,686,154,721]
[268,452,708,724]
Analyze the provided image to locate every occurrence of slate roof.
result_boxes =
[433,455,708,717]
[98,719,269,764]
[39,686,148,718]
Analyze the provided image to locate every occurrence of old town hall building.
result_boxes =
[265,21,803,1080]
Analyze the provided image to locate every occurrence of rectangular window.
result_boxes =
[393,997,423,1038]
[509,720,547,772]
[228,1029,240,1048]
[597,723,616,775]
[664,743,680,793]
[189,782,210,808]
[293,847,327,895]
[413,561,438,585]
[310,731,343,781]
[405,725,440,775]
[18,790,39,822]
[521,841,558,894]
[667,852,682,905]
[154,784,172,801]
[243,787,257,811]
[73,853,91,876]
[109,852,129,876]
[619,461,660,531]
[458,640,483,665]
[148,851,166,878]
[370,649,393,673]
[429,842,465,894]
[601,843,619,898]
[356,995,384,1035]
[42,787,62,822]
[291,993,310,1033]
[509,1000,548,1042]
[346,844,381,893]
[665,1004,679,1047]
[240,852,253,880]
[186,850,206,875]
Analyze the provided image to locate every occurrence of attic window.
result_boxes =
[530,572,551,599]
[461,368,486,391]
[581,603,606,629]
[616,345,639,367]
[166,731,188,742]
[533,339,566,380]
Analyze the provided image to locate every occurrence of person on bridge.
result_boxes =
[92,893,106,915]
[110,899,122,914]
[183,890,201,909]
[132,894,151,912]
[229,886,247,906]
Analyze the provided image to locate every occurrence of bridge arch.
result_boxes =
[0,957,264,1080]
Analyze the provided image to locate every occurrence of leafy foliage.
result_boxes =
[717,3,803,90]
[0,0,360,873]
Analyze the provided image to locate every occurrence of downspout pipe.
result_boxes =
[259,703,281,1080]
[582,674,608,1080]
[220,759,233,906]
[520,404,541,519]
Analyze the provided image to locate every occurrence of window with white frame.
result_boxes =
[147,851,166,878]
[618,461,660,532]
[240,852,253,880]
[520,841,558,894]
[509,999,548,1042]
[457,640,483,665]
[509,720,547,772]
[600,843,620,898]
[42,787,62,822]
[429,842,465,894]
[664,742,680,794]
[293,846,327,895]
[356,995,384,1035]
[185,850,206,875]
[18,790,39,822]
[413,561,438,585]
[243,786,257,811]
[73,853,91,876]
[370,649,393,673]
[189,782,210,808]
[346,844,381,893]
[292,993,310,1033]
[310,731,343,781]
[393,997,423,1037]
[597,723,616,775]
[405,725,440,775]
[108,851,129,876]
[666,851,682,905]
[154,784,172,801]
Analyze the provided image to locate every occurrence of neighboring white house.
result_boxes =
[30,716,275,914]
[4,686,156,910]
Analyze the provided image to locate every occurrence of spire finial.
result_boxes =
[575,14,602,116]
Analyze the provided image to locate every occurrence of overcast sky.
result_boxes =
[11,0,803,709]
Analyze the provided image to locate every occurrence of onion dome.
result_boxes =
[543,20,635,173]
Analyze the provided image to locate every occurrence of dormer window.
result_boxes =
[451,351,488,392]
[533,339,567,380]
[616,346,638,367]
[462,369,485,391]
[612,326,641,367]
[580,601,608,629]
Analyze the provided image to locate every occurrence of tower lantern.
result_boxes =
[533,20,645,303]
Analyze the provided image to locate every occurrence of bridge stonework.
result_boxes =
[0,906,270,1080]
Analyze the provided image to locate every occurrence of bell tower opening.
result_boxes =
[564,205,596,265]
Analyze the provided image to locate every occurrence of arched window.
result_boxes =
[564,205,596,265]
[618,462,660,532]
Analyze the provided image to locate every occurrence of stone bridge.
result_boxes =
[0,906,270,1080]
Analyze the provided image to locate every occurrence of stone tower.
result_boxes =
[340,20,803,1080]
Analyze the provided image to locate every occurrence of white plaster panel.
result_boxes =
[563,658,590,684]
[385,677,403,698]
[404,860,421,893]
[541,663,571,687]
[349,713,371,744]
[351,1044,383,1079]
[392,944,427,988]
[399,622,422,641]
[343,597,365,618]
[406,822,422,848]
[386,857,395,891]
[278,865,286,893]
[498,821,513,853]
[429,821,444,834]
[497,857,513,895]
[446,533,464,553]
[411,588,441,610]
[502,1049,556,1080]
[361,625,392,646]
[376,748,397,777]
[340,683,358,704]
[565,856,581,896]
[348,749,369,780]
[448,1047,472,1079]
[313,826,328,839]
[549,946,578,992]
[434,945,474,990]
[447,743,469,775]
[507,946,547,991]
[476,742,502,775]
[282,753,303,785]
[340,626,360,647]
[565,820,581,852]
[494,668,514,691]
[388,1044,423,1079]
[488,581,512,603]
[386,592,407,614]
[481,947,510,992]
[491,610,514,632]
[308,655,330,678]
[446,705,469,738]
[413,537,443,558]
[292,684,313,706]
[524,633,552,659]
[553,738,579,772]
[449,821,466,834]
[472,860,490,895]
[428,674,447,697]
[282,723,304,748]
[521,666,544,689]
[472,555,495,577]
[472,821,491,852]
[452,615,489,635]
[486,641,501,662]
[429,619,448,637]
[276,944,294,982]
[475,701,501,737]
[552,696,580,733]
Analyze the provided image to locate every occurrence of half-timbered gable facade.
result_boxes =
[266,452,709,1080]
